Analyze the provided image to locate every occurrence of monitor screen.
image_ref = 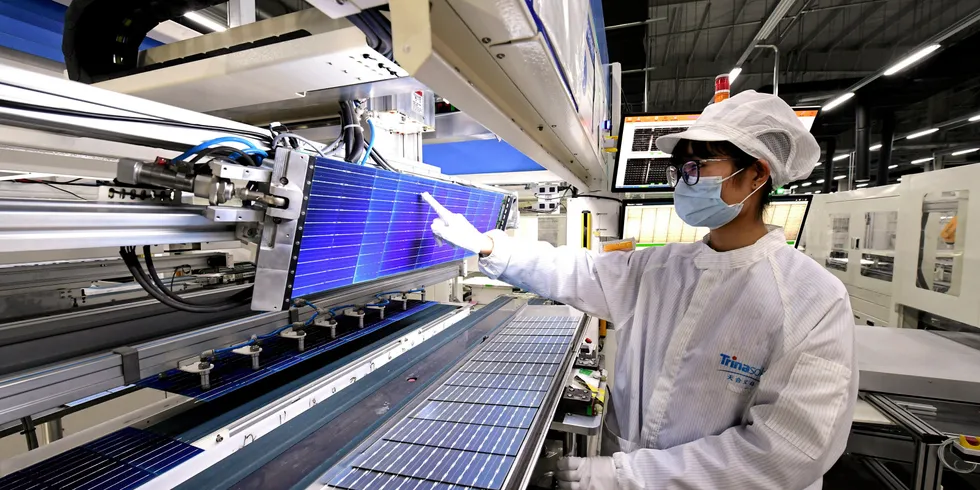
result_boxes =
[612,108,820,193]
[620,195,812,248]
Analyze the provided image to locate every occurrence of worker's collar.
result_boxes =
[695,225,787,269]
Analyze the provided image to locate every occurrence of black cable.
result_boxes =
[188,146,258,167]
[120,247,251,313]
[341,102,355,162]
[0,99,273,144]
[36,182,87,200]
[141,245,252,307]
[576,194,623,203]
[171,264,192,291]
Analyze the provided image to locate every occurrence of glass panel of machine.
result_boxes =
[827,214,850,272]
[917,190,968,296]
[291,159,508,300]
[622,196,810,248]
[860,211,898,282]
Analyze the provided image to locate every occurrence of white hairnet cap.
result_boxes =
[656,90,820,188]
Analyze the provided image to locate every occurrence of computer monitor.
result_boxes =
[620,194,813,248]
[611,108,821,193]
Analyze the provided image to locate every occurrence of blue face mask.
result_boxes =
[674,168,764,229]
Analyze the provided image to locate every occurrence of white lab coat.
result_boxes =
[480,226,858,490]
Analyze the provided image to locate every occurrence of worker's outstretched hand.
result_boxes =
[420,192,494,255]
[556,456,617,490]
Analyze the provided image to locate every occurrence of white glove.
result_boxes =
[421,192,494,255]
[556,456,618,490]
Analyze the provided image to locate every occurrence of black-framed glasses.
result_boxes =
[667,158,731,187]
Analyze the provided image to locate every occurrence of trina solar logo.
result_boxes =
[718,353,765,387]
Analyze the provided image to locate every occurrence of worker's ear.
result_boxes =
[752,160,772,187]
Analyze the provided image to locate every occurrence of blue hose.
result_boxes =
[360,119,376,166]
[174,136,267,162]
[329,304,356,317]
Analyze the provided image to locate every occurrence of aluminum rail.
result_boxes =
[0,199,237,253]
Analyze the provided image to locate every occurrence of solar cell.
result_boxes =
[0,428,201,490]
[445,372,551,391]
[326,314,581,490]
[287,158,511,301]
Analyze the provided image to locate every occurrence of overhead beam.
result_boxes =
[823,2,887,53]
[734,0,798,67]
[791,9,842,54]
[644,48,891,81]
[606,17,668,30]
[712,0,751,62]
[686,4,713,66]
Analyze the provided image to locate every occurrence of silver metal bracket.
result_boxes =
[280,327,307,352]
[344,308,366,329]
[366,303,386,320]
[209,161,272,183]
[207,206,265,223]
[314,317,339,338]
[179,360,215,390]
[233,344,263,370]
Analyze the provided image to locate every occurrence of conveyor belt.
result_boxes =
[326,315,581,490]
[0,428,200,490]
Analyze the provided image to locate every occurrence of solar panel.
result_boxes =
[326,313,581,490]
[0,427,201,490]
[267,157,511,305]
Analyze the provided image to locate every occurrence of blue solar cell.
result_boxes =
[479,342,569,354]
[352,441,512,489]
[490,334,574,344]
[410,402,536,429]
[458,361,559,377]
[0,427,201,490]
[331,467,472,490]
[497,326,577,336]
[384,418,525,456]
[289,159,509,300]
[470,351,564,364]
[428,385,544,408]
[445,372,551,391]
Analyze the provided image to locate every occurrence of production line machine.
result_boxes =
[0,53,591,490]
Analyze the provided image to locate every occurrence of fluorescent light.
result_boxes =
[834,175,847,180]
[888,164,898,169]
[952,148,979,156]
[814,190,821,194]
[869,144,882,151]
[906,128,938,139]
[814,161,823,167]
[856,183,869,188]
[816,179,825,184]
[884,44,941,76]
[912,157,934,164]
[832,154,850,161]
[971,115,980,122]
[801,182,812,187]
[789,184,799,190]
[823,92,855,112]
[184,11,226,32]
[729,67,742,83]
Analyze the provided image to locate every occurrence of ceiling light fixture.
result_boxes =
[832,154,850,161]
[906,128,939,140]
[822,92,855,112]
[952,148,980,156]
[869,144,882,151]
[801,182,812,187]
[184,11,227,32]
[816,179,825,184]
[888,164,898,169]
[834,175,847,180]
[970,115,980,122]
[884,44,941,76]
[789,184,799,190]
[814,190,822,194]
[856,183,869,188]
[912,157,934,164]
[729,67,742,83]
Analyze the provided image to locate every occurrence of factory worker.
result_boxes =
[422,90,857,490]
